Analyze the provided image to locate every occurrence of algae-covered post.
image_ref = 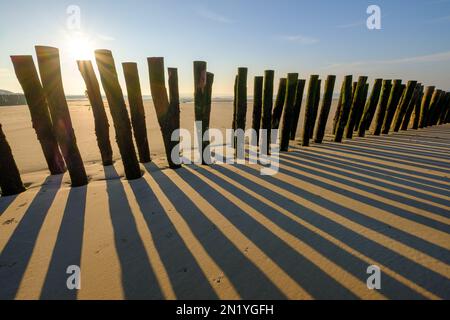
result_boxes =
[393,80,417,132]
[251,76,264,144]
[290,79,306,140]
[334,75,353,143]
[123,62,151,163]
[302,75,319,146]
[0,123,25,196]
[418,86,435,128]
[354,83,369,131]
[309,79,321,139]
[271,78,287,129]
[373,80,393,136]
[95,49,141,180]
[345,76,367,139]
[36,46,88,186]
[358,78,382,137]
[401,83,422,131]
[381,79,403,134]
[261,70,274,152]
[280,73,299,151]
[314,75,336,143]
[412,85,424,129]
[332,81,344,135]
[11,55,66,174]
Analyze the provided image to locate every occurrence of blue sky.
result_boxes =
[1,0,450,95]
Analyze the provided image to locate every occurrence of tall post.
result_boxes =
[193,61,208,160]
[203,72,214,155]
[332,81,344,135]
[261,70,274,152]
[271,78,287,129]
[95,49,141,179]
[345,76,367,139]
[393,80,417,132]
[10,55,66,174]
[280,73,299,151]
[235,67,248,134]
[123,62,151,163]
[373,80,392,135]
[381,79,403,134]
[148,58,181,169]
[302,75,319,146]
[309,79,321,139]
[334,75,353,143]
[35,46,87,186]
[314,75,336,143]
[438,92,450,125]
[401,83,422,131]
[77,60,113,166]
[431,91,446,126]
[251,76,264,145]
[0,123,25,196]
[426,89,443,126]
[412,85,424,129]
[354,83,369,131]
[232,75,238,130]
[290,79,306,140]
[418,86,435,128]
[358,78,382,137]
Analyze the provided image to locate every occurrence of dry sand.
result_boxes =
[0,99,449,299]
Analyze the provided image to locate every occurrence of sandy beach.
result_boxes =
[0,99,449,299]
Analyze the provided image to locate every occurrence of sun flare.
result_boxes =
[65,33,94,60]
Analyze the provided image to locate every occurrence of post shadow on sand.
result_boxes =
[194,164,431,299]
[162,165,361,300]
[143,163,287,299]
[276,155,450,226]
[364,134,450,149]
[0,194,18,216]
[0,174,63,300]
[39,184,87,299]
[206,164,450,299]
[358,140,450,157]
[126,171,219,299]
[103,165,164,299]
[288,151,450,208]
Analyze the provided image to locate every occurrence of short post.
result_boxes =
[373,80,392,135]
[302,75,319,146]
[251,76,264,145]
[290,79,306,140]
[418,86,435,128]
[345,76,368,139]
[280,73,299,151]
[426,89,442,126]
[354,83,369,131]
[10,55,66,174]
[431,91,446,126]
[271,78,287,129]
[334,75,353,143]
[309,79,321,139]
[381,79,403,134]
[123,62,151,163]
[95,49,142,179]
[0,123,25,196]
[77,60,113,166]
[438,92,450,125]
[358,78,382,137]
[314,75,336,143]
[148,58,181,169]
[412,85,424,129]
[36,46,88,186]
[401,83,422,131]
[261,70,274,152]
[332,82,344,135]
[393,80,417,132]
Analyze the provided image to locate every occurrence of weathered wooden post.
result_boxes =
[251,76,264,144]
[95,49,141,179]
[358,79,382,137]
[10,55,66,174]
[309,79,321,139]
[393,80,418,132]
[235,67,248,151]
[401,83,422,131]
[345,76,367,139]
[0,123,25,196]
[302,75,319,146]
[261,70,274,151]
[271,78,287,129]
[354,83,369,131]
[334,75,353,143]
[412,85,424,129]
[332,81,344,135]
[77,60,113,166]
[431,91,446,126]
[123,62,151,163]
[373,80,393,136]
[232,75,238,130]
[418,86,435,128]
[35,46,88,186]
[314,75,336,143]
[426,89,442,126]
[280,73,299,151]
[290,79,306,140]
[203,72,214,156]
[148,58,181,169]
[438,92,450,125]
[381,79,403,134]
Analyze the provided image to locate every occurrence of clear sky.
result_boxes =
[1,0,450,96]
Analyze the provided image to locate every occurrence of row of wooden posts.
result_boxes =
[1,46,450,196]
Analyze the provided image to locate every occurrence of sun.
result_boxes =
[65,32,95,60]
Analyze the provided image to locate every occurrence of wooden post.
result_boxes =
[148,58,181,169]
[345,76,367,139]
[302,75,319,146]
[358,79,382,137]
[393,80,417,132]
[261,70,274,151]
[10,55,66,174]
[271,78,287,129]
[309,79,321,139]
[314,75,336,143]
[401,83,422,131]
[203,72,214,154]
[290,79,306,140]
[35,46,88,187]
[232,75,238,130]
[431,91,446,126]
[373,80,392,136]
[235,67,248,133]
[381,79,403,134]
[438,92,450,125]
[354,83,369,131]
[0,123,25,196]
[193,61,208,159]
[412,85,424,129]
[332,81,344,135]
[251,76,264,144]
[418,86,435,128]
[123,62,151,163]
[95,49,141,180]
[334,75,353,143]
[77,60,113,166]
[280,73,299,151]
[426,89,442,126]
